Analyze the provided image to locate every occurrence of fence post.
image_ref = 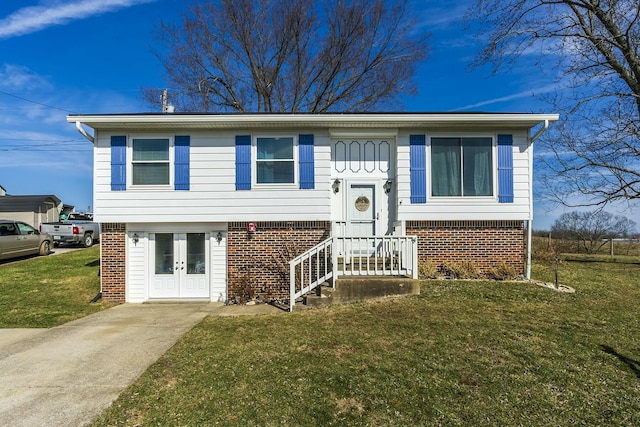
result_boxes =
[289,261,295,311]
[412,237,418,279]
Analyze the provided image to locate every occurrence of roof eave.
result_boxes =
[68,113,559,131]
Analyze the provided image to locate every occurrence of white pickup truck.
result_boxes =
[40,213,101,247]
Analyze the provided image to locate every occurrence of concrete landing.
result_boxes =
[304,277,420,307]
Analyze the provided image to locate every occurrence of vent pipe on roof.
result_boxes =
[75,121,94,143]
[161,89,175,113]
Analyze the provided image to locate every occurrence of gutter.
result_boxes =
[526,119,551,280]
[75,121,94,143]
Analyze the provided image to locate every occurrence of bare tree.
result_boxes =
[144,0,428,113]
[551,210,637,254]
[465,0,640,207]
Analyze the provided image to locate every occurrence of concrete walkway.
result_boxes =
[0,303,283,426]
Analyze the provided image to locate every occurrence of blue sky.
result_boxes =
[0,0,612,230]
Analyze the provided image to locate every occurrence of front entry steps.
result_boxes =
[303,277,420,308]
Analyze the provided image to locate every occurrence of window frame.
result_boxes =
[428,133,497,200]
[253,134,299,188]
[128,135,174,189]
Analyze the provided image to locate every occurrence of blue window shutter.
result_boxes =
[235,135,251,190]
[110,135,126,191]
[498,134,514,203]
[174,135,190,190]
[299,134,314,189]
[410,134,427,203]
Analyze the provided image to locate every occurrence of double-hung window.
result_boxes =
[256,136,295,184]
[431,137,493,197]
[132,138,170,186]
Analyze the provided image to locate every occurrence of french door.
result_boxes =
[150,233,209,298]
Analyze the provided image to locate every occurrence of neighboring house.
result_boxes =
[0,192,62,229]
[69,112,558,306]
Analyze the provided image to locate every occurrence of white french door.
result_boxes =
[149,233,209,299]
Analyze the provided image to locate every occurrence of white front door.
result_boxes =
[349,184,377,237]
[150,233,209,299]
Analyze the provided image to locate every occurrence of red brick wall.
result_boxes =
[406,220,525,274]
[100,223,126,303]
[227,221,331,302]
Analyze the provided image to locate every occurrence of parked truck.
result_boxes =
[40,213,101,247]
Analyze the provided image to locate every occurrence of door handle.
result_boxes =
[376,212,380,220]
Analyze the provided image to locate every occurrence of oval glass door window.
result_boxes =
[355,196,370,212]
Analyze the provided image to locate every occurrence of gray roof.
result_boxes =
[0,195,61,212]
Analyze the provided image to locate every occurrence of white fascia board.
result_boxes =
[67,113,560,131]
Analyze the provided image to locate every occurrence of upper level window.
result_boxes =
[431,137,493,197]
[256,137,294,184]
[132,138,170,185]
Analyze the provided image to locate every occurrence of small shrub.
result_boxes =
[418,258,438,279]
[488,261,518,280]
[232,268,256,303]
[442,260,483,279]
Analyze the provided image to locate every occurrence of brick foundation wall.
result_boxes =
[406,220,525,274]
[100,223,126,303]
[227,221,331,302]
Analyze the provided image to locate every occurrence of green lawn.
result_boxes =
[92,258,640,426]
[0,246,114,327]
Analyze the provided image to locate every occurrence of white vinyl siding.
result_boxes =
[126,231,147,302]
[396,129,532,221]
[93,130,331,223]
[93,127,533,224]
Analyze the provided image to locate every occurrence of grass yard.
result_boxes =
[0,246,114,327]
[92,258,640,426]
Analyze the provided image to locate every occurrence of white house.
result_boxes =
[69,113,558,307]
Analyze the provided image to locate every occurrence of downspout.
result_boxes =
[526,119,550,279]
[75,121,94,143]
[75,120,100,301]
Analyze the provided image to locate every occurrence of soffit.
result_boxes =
[68,113,559,132]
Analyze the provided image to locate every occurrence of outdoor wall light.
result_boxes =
[216,232,223,244]
[132,233,139,246]
[384,179,393,194]
[333,178,341,193]
[247,222,256,240]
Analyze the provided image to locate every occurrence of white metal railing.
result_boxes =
[289,235,418,311]
[335,236,418,278]
[289,237,334,311]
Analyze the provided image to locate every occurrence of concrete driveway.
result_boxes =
[0,302,282,426]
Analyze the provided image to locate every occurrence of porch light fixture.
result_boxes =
[132,233,139,246]
[384,179,393,194]
[247,222,256,239]
[333,178,341,193]
[216,231,223,244]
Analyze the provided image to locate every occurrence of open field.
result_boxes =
[92,257,640,426]
[0,246,114,328]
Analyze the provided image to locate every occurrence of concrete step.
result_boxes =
[302,276,420,308]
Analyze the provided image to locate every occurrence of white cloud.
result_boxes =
[0,0,156,39]
[451,83,562,111]
[0,64,51,91]
[415,1,473,31]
